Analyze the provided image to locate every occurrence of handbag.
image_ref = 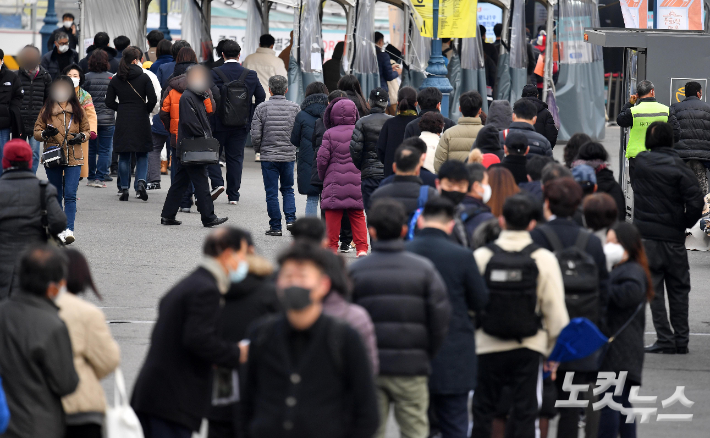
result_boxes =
[41,146,67,169]
[39,180,64,247]
[596,301,645,370]
[179,137,220,165]
[103,368,144,438]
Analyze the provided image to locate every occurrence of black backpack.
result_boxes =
[214,67,251,128]
[538,226,600,323]
[481,243,541,342]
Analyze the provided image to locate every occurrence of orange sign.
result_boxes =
[657,0,702,29]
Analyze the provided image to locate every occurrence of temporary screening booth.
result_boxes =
[584,28,710,218]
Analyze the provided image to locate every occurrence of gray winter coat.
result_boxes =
[0,171,66,299]
[250,95,301,162]
[0,292,79,438]
[84,71,115,126]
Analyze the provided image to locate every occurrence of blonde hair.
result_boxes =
[468,148,483,164]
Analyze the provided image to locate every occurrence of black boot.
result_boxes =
[136,181,148,201]
[119,189,129,201]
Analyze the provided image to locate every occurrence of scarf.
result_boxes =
[199,257,230,295]
[398,109,417,116]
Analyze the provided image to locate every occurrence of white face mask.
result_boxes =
[70,77,80,88]
[63,20,73,28]
[57,44,69,54]
[481,183,492,204]
[603,242,626,271]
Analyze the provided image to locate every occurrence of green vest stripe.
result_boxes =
[626,101,670,158]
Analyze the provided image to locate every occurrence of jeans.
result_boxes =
[260,161,296,229]
[118,152,148,190]
[28,137,41,174]
[162,158,217,224]
[430,393,469,438]
[88,125,115,181]
[645,239,691,348]
[306,194,319,217]
[147,133,168,183]
[472,349,542,438]
[0,128,11,176]
[45,165,81,231]
[138,414,192,438]
[375,376,429,438]
[215,128,247,201]
[324,209,368,253]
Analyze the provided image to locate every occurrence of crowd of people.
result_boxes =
[0,20,707,438]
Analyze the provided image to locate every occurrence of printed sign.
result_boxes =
[620,0,649,28]
[656,0,703,30]
[670,78,708,105]
[410,0,479,38]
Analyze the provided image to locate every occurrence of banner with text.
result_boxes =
[656,0,702,30]
[619,0,649,28]
[410,0,478,38]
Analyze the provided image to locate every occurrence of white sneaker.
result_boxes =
[228,200,239,206]
[61,229,75,245]
[255,153,261,162]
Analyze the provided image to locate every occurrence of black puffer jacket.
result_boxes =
[18,67,52,136]
[350,239,451,376]
[78,45,119,74]
[369,175,439,217]
[350,106,391,180]
[310,116,326,188]
[670,96,710,161]
[40,48,79,80]
[521,96,558,147]
[631,147,703,243]
[0,67,24,135]
[84,71,115,126]
[595,167,626,221]
[600,261,647,385]
[291,93,328,196]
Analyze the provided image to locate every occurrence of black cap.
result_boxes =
[522,84,539,98]
[505,132,528,154]
[369,87,389,103]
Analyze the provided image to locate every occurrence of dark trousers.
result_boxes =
[65,424,102,438]
[138,414,192,438]
[430,393,469,438]
[472,349,542,438]
[215,128,247,201]
[597,384,636,438]
[162,158,217,224]
[362,176,382,212]
[170,148,194,209]
[645,239,691,348]
[554,371,595,438]
[208,402,242,438]
[628,157,636,180]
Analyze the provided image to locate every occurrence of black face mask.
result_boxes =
[440,189,466,205]
[279,286,312,311]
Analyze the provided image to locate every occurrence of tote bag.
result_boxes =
[103,368,144,438]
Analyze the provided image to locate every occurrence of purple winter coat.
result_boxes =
[317,99,363,210]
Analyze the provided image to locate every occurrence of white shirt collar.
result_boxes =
[224,59,239,63]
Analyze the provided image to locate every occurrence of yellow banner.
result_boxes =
[410,0,478,38]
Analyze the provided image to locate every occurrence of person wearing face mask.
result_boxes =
[131,227,250,438]
[160,63,228,228]
[598,222,653,438]
[406,198,488,438]
[437,160,474,246]
[457,163,495,248]
[56,249,120,438]
[242,241,379,438]
[105,46,157,202]
[47,13,79,52]
[41,32,80,80]
[0,244,79,438]
[34,76,91,245]
[63,64,98,182]
[18,45,53,174]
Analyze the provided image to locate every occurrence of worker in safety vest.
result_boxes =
[617,80,680,176]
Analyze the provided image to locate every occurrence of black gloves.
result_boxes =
[66,133,85,145]
[42,125,59,138]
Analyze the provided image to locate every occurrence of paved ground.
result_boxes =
[50,125,710,437]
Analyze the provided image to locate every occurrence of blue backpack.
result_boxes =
[0,376,9,434]
[406,186,430,241]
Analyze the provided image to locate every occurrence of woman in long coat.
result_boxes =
[106,46,157,202]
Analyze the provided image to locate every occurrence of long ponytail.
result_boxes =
[397,86,418,113]
[117,46,143,80]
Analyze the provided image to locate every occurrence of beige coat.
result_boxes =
[57,292,120,416]
[242,47,288,101]
[34,102,91,167]
[473,230,569,357]
[434,116,484,172]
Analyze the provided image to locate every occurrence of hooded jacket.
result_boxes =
[631,147,703,243]
[472,124,504,159]
[18,66,53,136]
[309,97,348,188]
[250,95,301,162]
[78,45,119,74]
[83,71,115,126]
[521,96,558,147]
[177,89,215,149]
[34,102,91,166]
[291,93,328,196]
[670,96,710,161]
[434,116,484,171]
[317,99,363,210]
[350,106,391,180]
[323,47,343,93]
[40,47,80,80]
[160,73,189,137]
[485,100,513,130]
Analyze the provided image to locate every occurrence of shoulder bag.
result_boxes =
[179,104,220,165]
[104,368,144,438]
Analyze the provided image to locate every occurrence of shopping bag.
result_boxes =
[534,54,545,77]
[103,368,144,438]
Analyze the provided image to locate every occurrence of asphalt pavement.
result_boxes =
[49,125,710,437]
